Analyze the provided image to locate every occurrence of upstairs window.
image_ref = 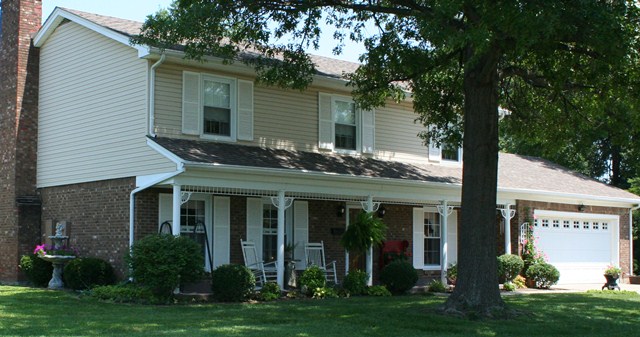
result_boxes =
[318,93,374,154]
[334,99,358,151]
[203,77,233,137]
[427,126,462,164]
[441,142,460,162]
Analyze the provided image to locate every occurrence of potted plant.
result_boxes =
[446,263,457,285]
[340,211,387,269]
[603,265,622,290]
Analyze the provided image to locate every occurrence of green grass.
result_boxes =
[0,286,638,336]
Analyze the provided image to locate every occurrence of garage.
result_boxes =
[532,210,619,284]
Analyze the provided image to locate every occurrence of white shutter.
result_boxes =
[213,197,230,268]
[182,71,201,135]
[318,92,334,150]
[158,193,173,233]
[237,80,254,141]
[427,125,441,162]
[361,108,375,154]
[246,198,263,261]
[447,210,458,265]
[293,201,309,270]
[412,208,424,268]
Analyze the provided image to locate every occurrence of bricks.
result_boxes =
[0,0,42,283]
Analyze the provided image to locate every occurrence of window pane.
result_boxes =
[334,101,355,124]
[335,124,356,150]
[262,204,278,262]
[441,142,459,161]
[424,212,441,265]
[203,80,230,108]
[203,106,231,136]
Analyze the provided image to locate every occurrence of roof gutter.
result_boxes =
[148,53,166,137]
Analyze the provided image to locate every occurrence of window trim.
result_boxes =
[332,95,361,154]
[440,141,462,163]
[200,74,237,142]
[423,210,442,269]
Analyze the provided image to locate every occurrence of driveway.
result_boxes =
[514,282,640,294]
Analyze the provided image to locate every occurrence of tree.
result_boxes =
[133,0,640,316]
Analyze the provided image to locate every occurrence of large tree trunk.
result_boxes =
[443,46,505,315]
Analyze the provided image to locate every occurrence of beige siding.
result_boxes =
[38,22,175,188]
[154,64,430,162]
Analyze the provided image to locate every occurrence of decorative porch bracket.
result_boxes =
[437,201,454,284]
[499,204,516,254]
[272,191,294,288]
[180,192,193,205]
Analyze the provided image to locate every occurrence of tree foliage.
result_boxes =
[134,0,640,315]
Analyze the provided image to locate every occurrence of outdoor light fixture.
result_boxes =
[377,205,386,218]
[337,205,345,217]
[578,203,586,212]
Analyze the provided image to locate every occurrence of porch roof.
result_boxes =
[150,137,640,203]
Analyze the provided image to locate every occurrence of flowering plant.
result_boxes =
[33,243,77,257]
[604,265,622,277]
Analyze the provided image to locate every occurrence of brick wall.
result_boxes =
[40,177,136,278]
[515,200,632,276]
[0,0,41,282]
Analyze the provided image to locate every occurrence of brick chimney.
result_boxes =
[0,0,42,282]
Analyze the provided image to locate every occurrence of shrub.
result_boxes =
[63,257,117,290]
[91,284,157,304]
[379,260,418,295]
[525,262,560,289]
[127,234,204,299]
[300,265,326,295]
[367,285,391,297]
[427,280,446,293]
[446,263,457,285]
[19,255,53,287]
[259,282,281,301]
[513,275,526,289]
[342,269,368,296]
[503,282,516,292]
[497,254,524,283]
[312,286,338,299]
[211,264,255,302]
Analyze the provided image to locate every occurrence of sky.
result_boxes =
[42,0,365,63]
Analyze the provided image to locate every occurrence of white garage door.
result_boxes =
[533,211,619,284]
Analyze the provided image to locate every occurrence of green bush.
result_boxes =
[513,275,526,289]
[63,257,117,290]
[503,282,516,292]
[427,280,446,293]
[367,285,391,297]
[525,262,560,289]
[211,264,255,302]
[497,254,524,283]
[312,286,338,299]
[91,284,158,304]
[300,265,326,295]
[446,263,457,284]
[379,260,418,295]
[19,255,53,287]
[342,269,368,296]
[259,282,281,301]
[127,234,204,299]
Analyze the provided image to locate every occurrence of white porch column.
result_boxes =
[364,196,376,286]
[272,191,294,288]
[437,201,454,284]
[172,184,181,236]
[500,204,516,254]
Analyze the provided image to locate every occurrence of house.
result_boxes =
[1,1,638,287]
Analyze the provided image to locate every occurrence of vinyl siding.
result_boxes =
[154,65,431,163]
[38,22,175,188]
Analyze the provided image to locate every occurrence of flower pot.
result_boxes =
[602,274,620,290]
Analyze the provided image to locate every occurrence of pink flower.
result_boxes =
[33,244,46,256]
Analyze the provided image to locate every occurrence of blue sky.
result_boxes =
[42,0,365,63]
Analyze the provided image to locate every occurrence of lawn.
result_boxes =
[0,286,638,337]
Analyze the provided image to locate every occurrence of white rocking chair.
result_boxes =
[240,240,278,287]
[304,241,338,284]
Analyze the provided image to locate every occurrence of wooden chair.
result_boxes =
[240,240,278,287]
[304,241,338,284]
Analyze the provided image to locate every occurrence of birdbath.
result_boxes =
[39,223,76,289]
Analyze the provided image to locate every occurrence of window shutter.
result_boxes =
[158,193,173,232]
[182,71,201,135]
[246,198,263,261]
[318,92,334,150]
[427,126,441,162]
[293,201,309,270]
[213,197,230,268]
[361,109,375,154]
[412,208,424,268]
[237,80,254,141]
[447,210,458,265]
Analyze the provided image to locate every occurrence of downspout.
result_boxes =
[129,166,185,251]
[148,53,166,137]
[631,205,640,277]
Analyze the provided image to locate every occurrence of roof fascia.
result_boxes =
[34,7,147,55]
[499,187,640,207]
[145,137,185,169]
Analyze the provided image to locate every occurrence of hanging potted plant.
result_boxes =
[340,211,387,270]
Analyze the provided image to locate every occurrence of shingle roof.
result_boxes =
[60,8,358,80]
[151,137,640,201]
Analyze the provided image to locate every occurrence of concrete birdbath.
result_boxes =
[36,223,76,289]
